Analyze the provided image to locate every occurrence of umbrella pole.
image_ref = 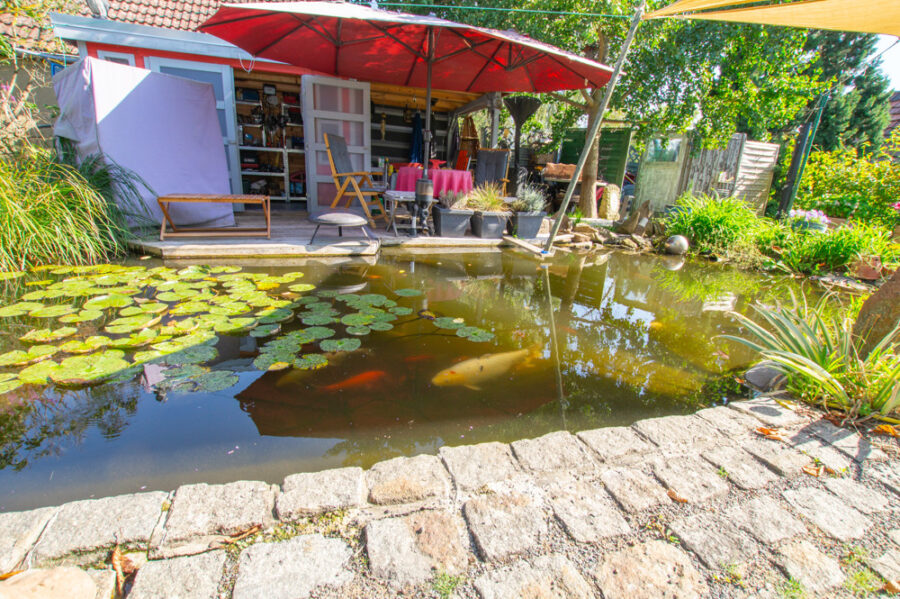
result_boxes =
[543,2,645,253]
[423,28,434,177]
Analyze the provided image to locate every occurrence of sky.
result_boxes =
[876,35,900,91]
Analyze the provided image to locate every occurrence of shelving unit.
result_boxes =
[234,72,306,204]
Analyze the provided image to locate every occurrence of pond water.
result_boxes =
[0,249,823,511]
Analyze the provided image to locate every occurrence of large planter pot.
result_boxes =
[470,211,510,239]
[507,211,546,239]
[432,206,474,237]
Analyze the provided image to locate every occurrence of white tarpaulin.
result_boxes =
[53,57,235,227]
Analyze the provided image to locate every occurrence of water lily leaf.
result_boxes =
[434,316,466,330]
[302,313,336,326]
[0,271,24,281]
[161,345,218,365]
[267,361,292,371]
[169,301,212,316]
[303,326,336,340]
[288,283,316,294]
[17,361,60,385]
[162,364,208,382]
[389,306,414,316]
[256,280,282,291]
[341,313,375,326]
[28,305,75,318]
[51,350,130,386]
[293,353,328,370]
[346,325,370,336]
[83,294,133,310]
[157,319,201,336]
[20,327,78,343]
[359,293,388,306]
[305,301,334,313]
[294,295,322,305]
[257,308,293,324]
[367,310,397,322]
[192,371,239,392]
[315,289,340,298]
[50,266,74,275]
[214,317,258,335]
[0,345,59,366]
[208,302,250,317]
[253,353,279,370]
[456,326,494,342]
[250,324,281,338]
[105,314,161,334]
[369,321,394,332]
[154,331,217,352]
[25,279,53,287]
[394,288,422,297]
[0,302,45,317]
[319,338,361,353]
[108,329,159,348]
[156,291,185,302]
[0,377,22,395]
[120,302,168,316]
[58,309,105,324]
[133,350,168,364]
[60,336,112,354]
[275,272,305,283]
[209,266,242,274]
[21,289,65,301]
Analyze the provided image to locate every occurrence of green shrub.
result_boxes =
[760,221,899,274]
[794,129,900,227]
[465,184,508,212]
[0,146,150,271]
[665,192,762,253]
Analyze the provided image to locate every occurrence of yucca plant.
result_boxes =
[721,292,900,421]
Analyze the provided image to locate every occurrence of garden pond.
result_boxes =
[0,249,829,510]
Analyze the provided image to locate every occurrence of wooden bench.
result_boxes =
[157,194,270,241]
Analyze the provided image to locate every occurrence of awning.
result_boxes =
[644,0,900,38]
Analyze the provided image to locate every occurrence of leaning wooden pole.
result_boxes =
[544,2,646,252]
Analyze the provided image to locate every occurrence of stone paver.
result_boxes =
[155,481,275,558]
[548,481,631,544]
[277,467,365,519]
[783,487,871,541]
[129,551,226,599]
[670,512,757,569]
[31,492,167,566]
[0,507,56,572]
[365,455,451,505]
[727,497,806,545]
[463,491,547,562]
[600,467,669,513]
[701,445,778,490]
[824,477,890,514]
[695,405,760,439]
[510,431,598,476]
[776,540,844,594]
[890,529,900,546]
[593,540,707,599]
[653,456,730,504]
[729,397,809,428]
[868,460,900,496]
[439,442,520,491]
[788,433,854,474]
[365,510,468,586]
[743,361,784,392]
[87,569,116,599]
[0,567,97,599]
[632,415,723,450]
[868,549,900,582]
[474,554,595,599]
[576,426,656,464]
[231,535,352,599]
[742,437,809,477]
[807,418,887,463]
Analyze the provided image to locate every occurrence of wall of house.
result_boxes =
[2,59,62,145]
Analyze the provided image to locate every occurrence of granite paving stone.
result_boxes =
[86,569,116,599]
[776,540,845,594]
[701,445,778,490]
[600,467,670,513]
[155,481,276,558]
[276,467,366,519]
[632,414,723,450]
[231,534,352,599]
[510,431,598,476]
[742,437,809,477]
[726,497,806,544]
[365,455,451,505]
[695,405,761,439]
[576,426,656,464]
[128,551,226,599]
[728,397,809,428]
[463,491,547,562]
[30,492,168,566]
[824,477,890,514]
[890,529,900,546]
[788,433,854,474]
[0,567,97,599]
[548,480,631,543]
[474,554,595,599]
[653,455,730,504]
[867,460,900,495]
[0,506,56,573]
[365,510,468,586]
[807,418,887,463]
[783,487,871,541]
[868,549,900,582]
[593,540,707,599]
[439,442,520,491]
[670,512,757,570]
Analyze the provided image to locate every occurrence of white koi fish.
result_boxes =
[431,345,541,390]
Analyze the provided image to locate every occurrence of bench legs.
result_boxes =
[309,224,374,245]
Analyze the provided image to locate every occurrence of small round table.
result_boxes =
[309,211,373,244]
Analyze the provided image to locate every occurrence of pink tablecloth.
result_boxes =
[396,167,473,196]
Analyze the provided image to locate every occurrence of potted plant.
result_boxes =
[466,184,510,238]
[507,183,547,238]
[432,191,474,237]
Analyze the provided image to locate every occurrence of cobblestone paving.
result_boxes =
[3,396,900,598]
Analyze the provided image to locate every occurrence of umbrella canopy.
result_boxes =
[199,1,614,94]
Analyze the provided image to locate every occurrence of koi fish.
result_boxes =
[418,310,436,321]
[320,370,387,392]
[366,274,382,280]
[431,345,542,391]
[403,354,433,363]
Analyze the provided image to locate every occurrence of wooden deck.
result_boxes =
[130,209,509,260]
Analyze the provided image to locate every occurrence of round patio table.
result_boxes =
[396,167,473,196]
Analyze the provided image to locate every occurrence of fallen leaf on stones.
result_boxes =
[884,580,900,594]
[802,464,823,477]
[873,424,899,437]
[0,569,23,581]
[756,427,785,441]
[223,524,260,545]
[667,488,689,503]
[110,545,135,594]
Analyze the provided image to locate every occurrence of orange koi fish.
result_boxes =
[403,354,433,363]
[320,370,387,392]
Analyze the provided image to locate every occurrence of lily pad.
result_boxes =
[253,353,279,370]
[266,361,292,371]
[288,283,316,293]
[20,327,78,343]
[250,324,281,338]
[120,302,168,316]
[193,371,239,392]
[341,313,375,327]
[359,293,388,306]
[434,316,466,330]
[456,326,494,342]
[83,294,133,310]
[161,345,218,365]
[0,302,45,317]
[169,301,212,316]
[58,309,105,324]
[162,364,207,382]
[60,336,113,354]
[319,338,361,353]
[51,350,130,386]
[21,289,65,301]
[257,308,293,324]
[108,329,159,348]
[214,317,258,335]
[345,326,370,336]
[0,345,59,367]
[0,376,22,395]
[105,314,161,334]
[209,266,242,274]
[303,326,336,340]
[394,288,422,297]
[369,321,394,332]
[305,301,333,312]
[17,361,60,385]
[25,279,53,287]
[293,353,328,370]
[0,271,25,281]
[302,313,336,326]
[389,306,414,316]
[209,302,250,317]
[28,305,75,318]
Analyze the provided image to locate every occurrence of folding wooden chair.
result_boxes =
[324,133,387,226]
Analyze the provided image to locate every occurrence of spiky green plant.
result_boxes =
[721,292,900,420]
[464,183,508,212]
[511,183,546,213]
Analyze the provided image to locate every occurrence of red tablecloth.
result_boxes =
[396,167,473,196]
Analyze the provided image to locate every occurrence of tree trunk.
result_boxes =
[580,90,603,218]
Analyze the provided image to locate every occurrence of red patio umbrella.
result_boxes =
[199,1,614,176]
